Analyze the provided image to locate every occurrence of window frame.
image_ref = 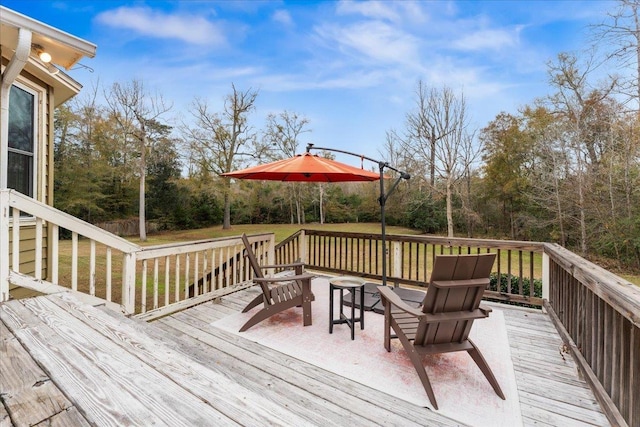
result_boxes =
[8,79,43,222]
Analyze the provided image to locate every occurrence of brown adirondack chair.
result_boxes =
[377,253,505,410]
[239,233,315,332]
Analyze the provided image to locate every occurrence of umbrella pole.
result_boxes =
[379,163,411,288]
[379,164,388,287]
[306,144,409,288]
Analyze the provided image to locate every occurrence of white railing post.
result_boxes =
[34,218,43,280]
[0,190,10,302]
[121,252,137,314]
[299,230,307,264]
[542,251,550,311]
[268,235,276,276]
[392,241,402,280]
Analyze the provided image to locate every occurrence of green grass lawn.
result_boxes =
[139,223,422,246]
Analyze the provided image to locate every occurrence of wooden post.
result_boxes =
[34,217,43,280]
[542,251,550,308]
[393,241,402,281]
[299,230,307,264]
[0,190,9,301]
[121,252,136,315]
[268,234,276,276]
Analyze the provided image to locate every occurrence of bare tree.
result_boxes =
[105,79,172,241]
[181,84,258,229]
[591,0,640,108]
[546,52,617,254]
[262,111,311,223]
[405,80,456,190]
[403,84,474,237]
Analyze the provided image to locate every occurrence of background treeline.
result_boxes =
[52,1,640,271]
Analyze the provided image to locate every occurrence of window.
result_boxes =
[8,84,37,198]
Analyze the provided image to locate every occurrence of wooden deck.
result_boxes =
[1,283,610,426]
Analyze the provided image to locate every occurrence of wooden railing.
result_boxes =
[279,229,545,306]
[1,189,139,311]
[543,243,639,427]
[134,233,274,320]
[0,189,275,319]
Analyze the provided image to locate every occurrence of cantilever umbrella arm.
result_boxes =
[306,143,410,287]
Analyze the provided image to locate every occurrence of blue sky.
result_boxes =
[5,0,613,165]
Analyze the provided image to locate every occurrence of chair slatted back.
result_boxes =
[241,233,272,304]
[415,253,496,346]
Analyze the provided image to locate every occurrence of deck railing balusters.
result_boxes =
[294,230,545,304]
[164,255,170,306]
[175,255,180,302]
[543,244,639,426]
[106,248,112,301]
[153,258,159,309]
[141,260,148,313]
[34,218,42,280]
[89,240,96,296]
[51,224,59,284]
[71,232,78,291]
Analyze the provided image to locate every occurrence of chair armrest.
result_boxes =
[254,273,314,283]
[258,261,304,270]
[479,304,493,315]
[377,286,423,317]
[431,278,490,288]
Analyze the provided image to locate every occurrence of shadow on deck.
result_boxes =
[0,279,610,426]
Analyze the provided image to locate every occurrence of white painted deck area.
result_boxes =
[1,285,610,426]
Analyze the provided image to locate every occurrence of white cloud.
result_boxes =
[452,27,521,51]
[336,0,401,23]
[253,70,385,92]
[272,9,293,27]
[95,6,225,46]
[316,21,420,66]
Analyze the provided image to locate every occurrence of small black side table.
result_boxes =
[329,276,366,340]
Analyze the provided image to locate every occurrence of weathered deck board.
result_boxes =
[1,298,236,427]
[44,293,318,427]
[0,405,11,427]
[501,306,610,426]
[160,308,460,426]
[0,308,88,427]
[0,286,611,427]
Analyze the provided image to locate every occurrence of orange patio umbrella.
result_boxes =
[221,144,410,289]
[220,152,381,182]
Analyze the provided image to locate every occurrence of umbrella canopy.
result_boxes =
[220,152,381,183]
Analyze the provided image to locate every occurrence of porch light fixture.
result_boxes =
[31,43,51,63]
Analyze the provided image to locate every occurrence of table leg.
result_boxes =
[360,285,365,329]
[329,284,334,334]
[350,289,355,340]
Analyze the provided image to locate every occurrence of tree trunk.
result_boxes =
[446,178,454,237]
[223,180,231,229]
[430,129,436,190]
[553,173,566,247]
[139,136,147,242]
[319,183,324,224]
[577,155,588,255]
